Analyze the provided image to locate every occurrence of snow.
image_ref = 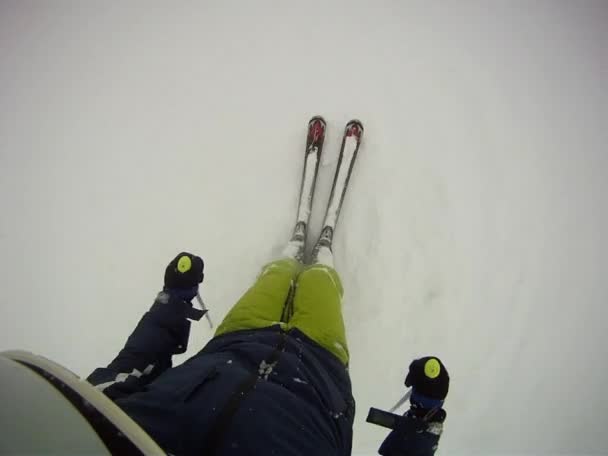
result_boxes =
[314,245,334,268]
[1,2,608,455]
[281,239,302,259]
[323,135,359,229]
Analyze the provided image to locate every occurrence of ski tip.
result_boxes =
[308,116,327,143]
[346,119,363,129]
[345,119,364,138]
[309,115,326,126]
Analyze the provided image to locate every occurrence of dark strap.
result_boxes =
[203,332,287,455]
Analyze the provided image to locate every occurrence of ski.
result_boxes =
[312,119,364,259]
[285,116,326,262]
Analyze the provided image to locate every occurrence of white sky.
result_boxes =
[1,1,607,454]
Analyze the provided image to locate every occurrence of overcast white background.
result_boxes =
[1,1,607,454]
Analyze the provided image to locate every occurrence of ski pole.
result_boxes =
[196,293,213,328]
[388,389,412,413]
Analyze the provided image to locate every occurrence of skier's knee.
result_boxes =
[300,266,343,296]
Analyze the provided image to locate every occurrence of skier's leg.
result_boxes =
[215,258,300,337]
[287,246,349,365]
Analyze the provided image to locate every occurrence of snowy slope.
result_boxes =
[1,1,607,454]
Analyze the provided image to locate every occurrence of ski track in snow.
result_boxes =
[1,3,607,455]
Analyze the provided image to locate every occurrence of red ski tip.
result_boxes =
[345,120,363,139]
[309,115,326,125]
[308,116,326,142]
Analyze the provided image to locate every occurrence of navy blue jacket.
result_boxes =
[88,293,355,455]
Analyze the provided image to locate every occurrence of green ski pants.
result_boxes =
[215,258,349,365]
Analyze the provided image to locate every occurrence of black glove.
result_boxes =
[405,357,449,412]
[163,252,205,302]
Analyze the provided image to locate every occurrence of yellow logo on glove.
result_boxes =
[424,358,441,379]
[177,255,192,273]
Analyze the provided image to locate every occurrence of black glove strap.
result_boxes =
[185,306,206,321]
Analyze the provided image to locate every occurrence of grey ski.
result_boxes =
[288,116,326,262]
[313,119,364,258]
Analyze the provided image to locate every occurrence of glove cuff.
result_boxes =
[163,286,198,303]
[408,404,447,424]
[155,290,205,322]
[411,389,444,411]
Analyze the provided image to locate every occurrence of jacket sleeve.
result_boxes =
[86,292,200,400]
[378,410,445,456]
